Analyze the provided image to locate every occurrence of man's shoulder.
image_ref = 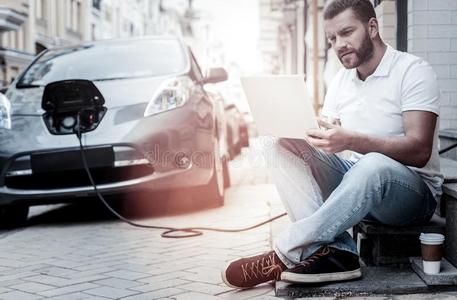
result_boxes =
[390,48,433,75]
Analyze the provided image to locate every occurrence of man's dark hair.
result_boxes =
[323,0,376,23]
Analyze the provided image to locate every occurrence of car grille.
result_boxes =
[5,165,154,190]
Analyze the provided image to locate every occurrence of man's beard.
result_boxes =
[337,33,374,69]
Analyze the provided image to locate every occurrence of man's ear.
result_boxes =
[367,17,379,38]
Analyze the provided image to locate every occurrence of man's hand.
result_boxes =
[306,111,437,167]
[306,119,354,153]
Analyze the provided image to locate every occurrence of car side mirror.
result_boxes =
[203,67,228,84]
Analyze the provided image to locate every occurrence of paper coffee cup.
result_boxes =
[419,233,445,275]
[423,261,441,274]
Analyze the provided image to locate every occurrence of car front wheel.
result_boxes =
[223,156,231,189]
[192,139,225,206]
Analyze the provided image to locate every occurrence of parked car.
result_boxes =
[238,112,250,148]
[224,103,242,159]
[206,91,231,188]
[224,102,251,159]
[0,36,230,227]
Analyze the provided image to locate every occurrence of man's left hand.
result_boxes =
[306,119,354,153]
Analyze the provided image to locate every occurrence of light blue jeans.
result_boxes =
[264,138,437,268]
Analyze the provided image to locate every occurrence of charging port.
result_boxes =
[42,79,107,135]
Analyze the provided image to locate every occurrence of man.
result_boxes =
[222,0,442,289]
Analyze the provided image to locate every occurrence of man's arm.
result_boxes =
[306,110,437,168]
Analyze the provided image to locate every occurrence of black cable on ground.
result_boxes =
[76,128,287,238]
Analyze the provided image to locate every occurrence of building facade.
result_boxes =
[0,0,192,87]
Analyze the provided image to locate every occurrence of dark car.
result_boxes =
[224,102,250,159]
[238,112,250,148]
[0,36,230,227]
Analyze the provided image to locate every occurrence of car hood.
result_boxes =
[9,76,174,116]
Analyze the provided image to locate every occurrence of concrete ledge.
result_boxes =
[441,157,457,183]
[357,215,445,235]
[276,266,425,297]
[446,196,457,267]
[444,183,457,199]
[275,266,457,298]
[410,257,457,285]
[440,129,457,140]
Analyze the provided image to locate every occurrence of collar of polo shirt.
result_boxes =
[350,45,396,82]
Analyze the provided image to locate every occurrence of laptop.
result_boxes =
[240,75,319,139]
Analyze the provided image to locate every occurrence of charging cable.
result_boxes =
[75,126,287,238]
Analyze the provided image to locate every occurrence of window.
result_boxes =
[16,27,23,50]
[67,0,81,31]
[76,1,81,31]
[65,1,70,28]
[91,24,96,40]
[9,31,16,49]
[104,9,112,22]
[35,0,43,19]
[10,66,19,81]
[72,0,77,30]
[92,0,101,10]
[270,0,282,11]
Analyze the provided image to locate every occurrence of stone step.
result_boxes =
[444,182,457,268]
[410,257,457,286]
[275,266,457,298]
[354,215,445,266]
[441,157,457,183]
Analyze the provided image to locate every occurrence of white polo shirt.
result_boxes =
[322,45,443,200]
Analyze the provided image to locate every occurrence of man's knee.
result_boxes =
[350,152,398,178]
[278,138,313,160]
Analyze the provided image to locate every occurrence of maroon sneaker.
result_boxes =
[221,250,287,288]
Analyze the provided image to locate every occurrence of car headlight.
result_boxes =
[0,94,11,130]
[144,77,192,117]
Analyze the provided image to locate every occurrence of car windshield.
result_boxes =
[17,39,188,87]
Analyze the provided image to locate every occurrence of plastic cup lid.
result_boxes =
[419,233,445,243]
